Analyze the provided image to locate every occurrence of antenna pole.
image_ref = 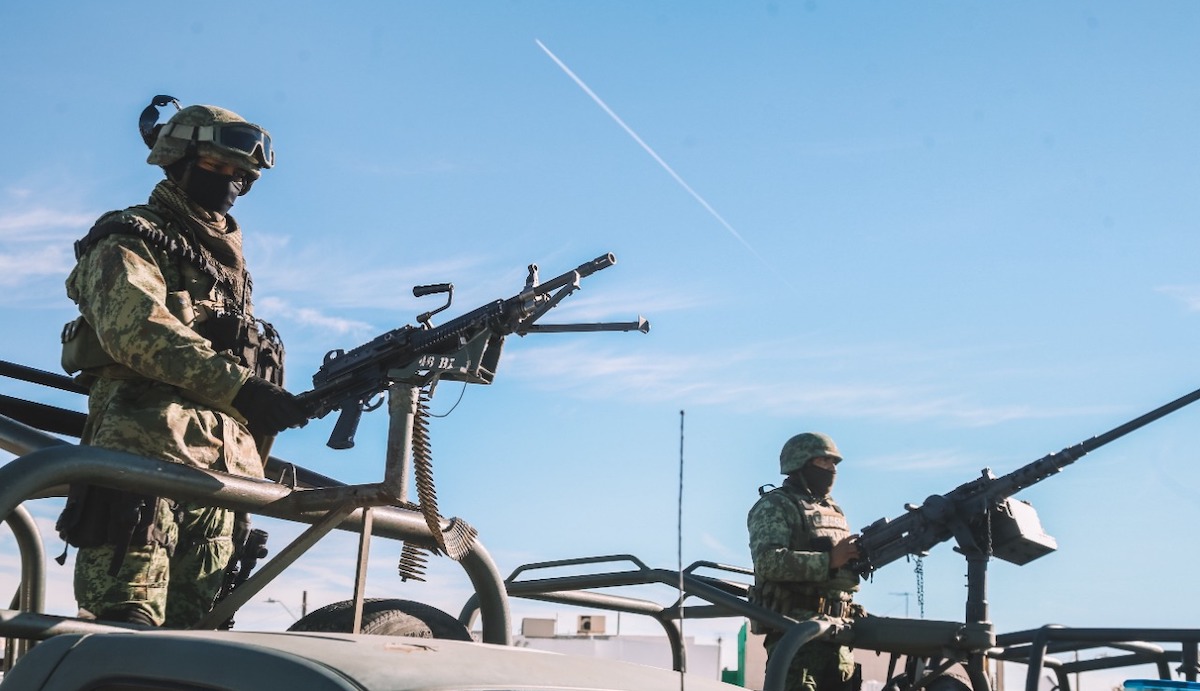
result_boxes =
[677,409,686,689]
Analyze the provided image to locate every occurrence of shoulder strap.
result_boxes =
[759,483,812,533]
[74,210,222,285]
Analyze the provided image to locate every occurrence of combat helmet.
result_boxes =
[141,96,274,181]
[779,432,842,474]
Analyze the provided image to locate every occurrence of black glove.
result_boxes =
[231,376,309,436]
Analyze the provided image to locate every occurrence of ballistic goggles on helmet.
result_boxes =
[160,121,275,169]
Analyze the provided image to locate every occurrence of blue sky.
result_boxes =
[2,1,1200,684]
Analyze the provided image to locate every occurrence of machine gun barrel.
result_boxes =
[986,383,1200,499]
[851,382,1200,575]
[296,253,643,449]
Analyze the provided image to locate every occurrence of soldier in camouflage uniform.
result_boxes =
[55,98,309,628]
[747,432,864,691]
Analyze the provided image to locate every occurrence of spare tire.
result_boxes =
[287,598,472,641]
[885,670,974,691]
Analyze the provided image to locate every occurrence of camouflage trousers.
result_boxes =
[764,635,859,691]
[74,500,234,628]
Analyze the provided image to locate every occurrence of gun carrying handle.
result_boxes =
[413,283,452,298]
[414,283,454,326]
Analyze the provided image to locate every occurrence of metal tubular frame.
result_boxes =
[0,412,512,670]
[458,554,800,676]
[455,550,1200,691]
[992,626,1200,691]
[5,369,1200,691]
[4,505,45,668]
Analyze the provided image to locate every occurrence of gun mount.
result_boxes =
[851,383,1200,578]
[286,253,648,577]
[823,383,1200,691]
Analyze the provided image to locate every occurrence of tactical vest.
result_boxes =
[61,207,285,387]
[749,484,858,628]
[789,493,852,554]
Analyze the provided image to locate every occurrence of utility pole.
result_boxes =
[889,591,911,618]
[265,598,296,621]
[266,591,308,622]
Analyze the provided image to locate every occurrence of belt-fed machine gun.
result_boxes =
[297,253,647,451]
[290,253,647,580]
[850,384,1200,577]
[773,385,1200,691]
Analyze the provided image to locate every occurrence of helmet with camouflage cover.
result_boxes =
[147,104,274,180]
[779,432,842,474]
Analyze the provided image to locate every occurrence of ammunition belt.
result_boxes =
[75,215,222,285]
[793,593,857,619]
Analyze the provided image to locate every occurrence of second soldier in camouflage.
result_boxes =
[747,432,865,691]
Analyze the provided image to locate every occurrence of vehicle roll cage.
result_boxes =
[2,360,1198,691]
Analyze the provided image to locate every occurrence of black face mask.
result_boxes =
[183,164,244,215]
[800,463,836,497]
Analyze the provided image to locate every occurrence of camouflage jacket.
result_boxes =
[747,482,859,618]
[64,193,262,478]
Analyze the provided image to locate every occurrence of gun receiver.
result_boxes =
[851,383,1200,575]
[297,253,648,450]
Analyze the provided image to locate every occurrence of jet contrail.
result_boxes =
[536,39,794,291]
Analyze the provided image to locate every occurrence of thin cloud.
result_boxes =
[251,240,680,330]
[254,296,374,336]
[502,340,1113,428]
[856,449,977,472]
[250,240,489,313]
[697,531,737,559]
[1156,285,1200,311]
[0,207,94,295]
[0,208,94,239]
[0,243,75,287]
[535,39,797,294]
[527,287,702,324]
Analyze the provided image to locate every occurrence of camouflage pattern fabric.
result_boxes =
[74,501,234,627]
[779,432,841,474]
[748,483,858,592]
[147,104,271,175]
[748,481,860,691]
[65,181,265,626]
[763,637,857,691]
[83,376,259,477]
[66,185,260,477]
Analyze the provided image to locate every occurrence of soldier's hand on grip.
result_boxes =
[830,534,862,570]
[232,376,309,436]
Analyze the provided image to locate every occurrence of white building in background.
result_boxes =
[508,616,970,691]
[514,615,723,681]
